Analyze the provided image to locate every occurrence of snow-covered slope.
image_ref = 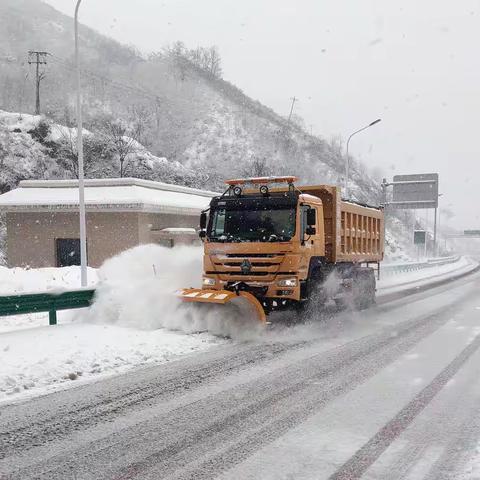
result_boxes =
[0,110,199,189]
[0,1,379,197]
[0,0,417,257]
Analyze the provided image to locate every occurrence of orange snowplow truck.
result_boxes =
[180,176,384,324]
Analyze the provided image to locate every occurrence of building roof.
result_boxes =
[0,178,217,215]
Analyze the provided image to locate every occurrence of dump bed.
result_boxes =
[300,185,384,263]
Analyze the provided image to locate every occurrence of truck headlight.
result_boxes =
[277,277,297,287]
[202,277,216,286]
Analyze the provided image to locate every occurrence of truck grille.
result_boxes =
[210,253,286,281]
[225,253,280,258]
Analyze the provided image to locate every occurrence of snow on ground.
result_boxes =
[0,323,218,404]
[87,244,263,338]
[0,110,41,132]
[459,442,480,479]
[0,265,98,295]
[0,109,88,141]
[0,265,98,334]
[0,247,475,405]
[0,244,247,404]
[378,256,477,293]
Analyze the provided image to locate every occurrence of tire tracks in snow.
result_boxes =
[0,341,307,457]
[3,287,476,480]
[329,333,480,480]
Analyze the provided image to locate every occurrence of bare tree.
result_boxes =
[0,124,11,168]
[165,44,223,78]
[203,46,222,77]
[54,125,114,178]
[242,156,271,177]
[289,113,306,130]
[53,126,82,178]
[95,115,145,177]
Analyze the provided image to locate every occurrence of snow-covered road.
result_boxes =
[0,252,477,404]
[2,259,480,479]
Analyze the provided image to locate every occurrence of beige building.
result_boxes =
[0,178,216,268]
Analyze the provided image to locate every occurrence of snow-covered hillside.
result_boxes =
[0,0,380,198]
[0,110,201,190]
[0,0,420,257]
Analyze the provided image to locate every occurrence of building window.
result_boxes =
[56,238,82,267]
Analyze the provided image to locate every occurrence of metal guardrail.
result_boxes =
[382,256,460,276]
[0,289,96,325]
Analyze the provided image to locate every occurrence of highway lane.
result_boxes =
[1,269,480,479]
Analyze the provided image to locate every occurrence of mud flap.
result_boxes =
[178,289,267,324]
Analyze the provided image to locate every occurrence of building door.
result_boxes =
[156,238,174,248]
[56,239,81,267]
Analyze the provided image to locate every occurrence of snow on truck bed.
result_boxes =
[0,247,475,404]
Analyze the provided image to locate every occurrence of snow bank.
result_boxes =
[0,265,97,295]
[0,246,231,403]
[378,256,477,293]
[86,244,264,340]
[0,266,97,333]
[0,110,41,132]
[0,323,219,404]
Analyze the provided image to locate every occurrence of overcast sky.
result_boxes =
[45,0,480,229]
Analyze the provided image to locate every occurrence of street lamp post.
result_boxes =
[434,193,443,257]
[345,118,381,198]
[75,0,87,287]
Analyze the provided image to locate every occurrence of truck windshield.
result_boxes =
[208,203,296,242]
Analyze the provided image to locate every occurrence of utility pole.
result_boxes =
[28,51,48,115]
[75,0,87,287]
[287,96,298,124]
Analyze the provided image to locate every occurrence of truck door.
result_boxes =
[300,204,325,256]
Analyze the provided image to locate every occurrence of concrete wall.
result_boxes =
[6,211,139,268]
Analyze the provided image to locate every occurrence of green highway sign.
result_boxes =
[414,230,426,245]
[391,173,439,209]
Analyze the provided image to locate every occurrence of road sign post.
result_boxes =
[383,173,439,257]
[414,230,427,260]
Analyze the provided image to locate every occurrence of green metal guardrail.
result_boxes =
[0,289,96,325]
[382,256,460,275]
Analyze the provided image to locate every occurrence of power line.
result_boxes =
[47,53,166,105]
[28,51,48,114]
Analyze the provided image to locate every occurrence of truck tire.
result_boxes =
[298,270,327,319]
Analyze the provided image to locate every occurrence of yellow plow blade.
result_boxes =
[178,288,267,324]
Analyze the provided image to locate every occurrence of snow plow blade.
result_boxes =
[178,288,267,324]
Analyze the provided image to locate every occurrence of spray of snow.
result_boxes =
[85,244,264,340]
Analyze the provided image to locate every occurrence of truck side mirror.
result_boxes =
[200,212,207,230]
[306,226,316,236]
[306,208,316,226]
[199,230,206,239]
